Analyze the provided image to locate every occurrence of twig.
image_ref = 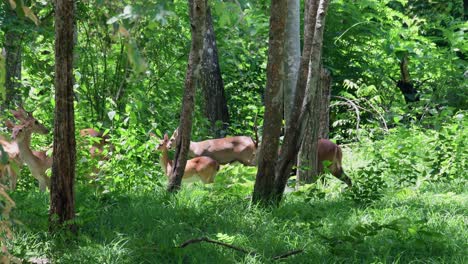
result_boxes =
[178,237,304,260]
[178,237,254,255]
[272,249,304,260]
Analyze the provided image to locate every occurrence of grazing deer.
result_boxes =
[316,138,352,187]
[157,134,219,184]
[7,108,51,192]
[168,128,257,166]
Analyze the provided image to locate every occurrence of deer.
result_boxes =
[157,133,219,184]
[168,127,351,186]
[0,135,22,190]
[316,138,352,187]
[167,127,257,166]
[6,108,51,192]
[79,128,113,160]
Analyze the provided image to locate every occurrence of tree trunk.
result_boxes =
[318,68,331,139]
[168,0,207,192]
[282,0,300,127]
[251,0,288,206]
[271,0,318,198]
[200,7,230,138]
[2,8,22,110]
[273,0,330,204]
[50,0,76,234]
[297,63,322,183]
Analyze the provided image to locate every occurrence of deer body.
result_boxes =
[0,135,50,190]
[0,139,21,189]
[14,130,51,191]
[316,138,352,187]
[188,136,256,165]
[158,134,219,184]
[169,129,256,166]
[80,128,113,160]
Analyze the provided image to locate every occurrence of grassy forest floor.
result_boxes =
[8,154,467,263]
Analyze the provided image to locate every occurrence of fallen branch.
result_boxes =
[272,249,304,260]
[178,237,254,255]
[178,237,304,260]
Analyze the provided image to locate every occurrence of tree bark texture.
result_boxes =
[168,0,207,192]
[273,0,330,204]
[271,0,319,201]
[297,62,321,183]
[252,0,288,205]
[200,7,230,138]
[50,0,76,234]
[2,8,22,110]
[318,68,331,139]
[282,0,300,127]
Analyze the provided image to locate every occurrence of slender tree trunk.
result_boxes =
[50,0,76,234]
[252,0,288,205]
[273,0,330,204]
[200,7,230,138]
[168,0,207,192]
[282,0,300,127]
[318,68,331,139]
[271,0,318,198]
[2,8,22,110]
[297,62,321,183]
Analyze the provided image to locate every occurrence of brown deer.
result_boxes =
[169,127,351,186]
[157,134,219,184]
[168,128,257,166]
[7,109,51,192]
[79,128,113,160]
[316,138,352,187]
[0,135,22,190]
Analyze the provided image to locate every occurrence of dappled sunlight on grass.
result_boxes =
[8,174,467,263]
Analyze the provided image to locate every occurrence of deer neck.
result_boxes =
[159,148,173,176]
[16,133,41,167]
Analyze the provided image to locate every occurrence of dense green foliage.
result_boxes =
[0,0,466,262]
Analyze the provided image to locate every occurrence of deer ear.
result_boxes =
[11,110,24,120]
[5,120,15,129]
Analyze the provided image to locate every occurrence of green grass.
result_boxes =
[6,166,467,264]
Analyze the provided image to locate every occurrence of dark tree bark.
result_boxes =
[168,0,207,192]
[252,0,288,205]
[397,53,419,103]
[1,7,22,110]
[318,68,331,139]
[50,0,76,234]
[200,7,230,138]
[273,0,330,204]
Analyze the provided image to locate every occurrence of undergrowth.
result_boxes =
[4,113,467,263]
